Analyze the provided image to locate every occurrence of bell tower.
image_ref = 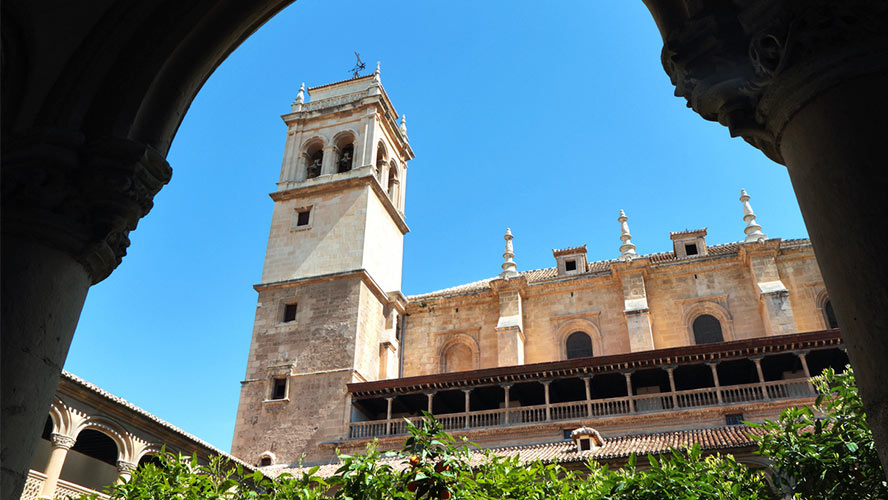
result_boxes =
[231,66,413,466]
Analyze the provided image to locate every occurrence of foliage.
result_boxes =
[75,448,325,500]
[73,371,887,499]
[751,367,888,500]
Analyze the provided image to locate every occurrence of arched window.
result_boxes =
[306,147,323,179]
[387,164,399,204]
[63,429,120,491]
[566,331,594,359]
[375,142,387,180]
[824,300,839,329]
[692,314,724,344]
[337,143,354,173]
[443,344,473,373]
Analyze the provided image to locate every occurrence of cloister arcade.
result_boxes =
[18,373,248,500]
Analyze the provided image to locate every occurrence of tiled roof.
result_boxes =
[274,425,764,477]
[60,371,252,469]
[307,74,375,92]
[409,239,811,301]
[552,245,587,257]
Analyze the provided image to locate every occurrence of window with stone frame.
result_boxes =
[565,259,577,271]
[271,378,287,400]
[282,303,298,323]
[566,331,594,359]
[291,206,312,230]
[692,314,724,344]
[725,413,744,426]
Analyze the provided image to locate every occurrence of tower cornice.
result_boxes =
[270,167,410,235]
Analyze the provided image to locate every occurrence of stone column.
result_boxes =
[38,434,76,499]
[2,137,171,499]
[708,362,723,404]
[425,391,435,415]
[643,0,888,474]
[502,384,512,425]
[462,389,472,429]
[320,145,337,176]
[541,380,552,421]
[665,366,678,409]
[116,461,136,484]
[623,372,635,413]
[385,397,394,435]
[796,350,816,394]
[582,376,593,417]
[751,356,769,401]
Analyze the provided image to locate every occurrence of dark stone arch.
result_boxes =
[565,331,593,359]
[692,314,723,344]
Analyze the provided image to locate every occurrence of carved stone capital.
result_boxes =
[2,129,172,283]
[649,0,888,164]
[50,433,76,450]
[116,460,137,474]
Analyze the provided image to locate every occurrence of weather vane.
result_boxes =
[350,51,366,78]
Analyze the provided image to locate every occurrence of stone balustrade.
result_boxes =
[19,470,108,500]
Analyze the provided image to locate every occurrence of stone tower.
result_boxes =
[231,68,413,466]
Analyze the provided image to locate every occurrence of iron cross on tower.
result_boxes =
[350,51,366,78]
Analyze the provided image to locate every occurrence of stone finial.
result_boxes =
[399,114,407,136]
[740,189,767,242]
[373,61,381,82]
[295,82,305,104]
[291,83,306,112]
[500,228,519,278]
[618,209,637,260]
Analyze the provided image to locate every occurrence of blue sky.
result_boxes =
[64,0,807,452]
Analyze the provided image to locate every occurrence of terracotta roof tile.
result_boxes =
[60,371,252,469]
[409,239,810,301]
[275,425,765,476]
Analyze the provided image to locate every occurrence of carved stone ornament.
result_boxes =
[2,129,172,283]
[50,433,76,450]
[654,0,888,164]
[116,460,137,474]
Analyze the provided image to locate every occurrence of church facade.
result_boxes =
[230,70,846,469]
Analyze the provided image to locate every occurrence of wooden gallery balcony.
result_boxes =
[346,330,846,440]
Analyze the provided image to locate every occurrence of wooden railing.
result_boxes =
[347,378,816,440]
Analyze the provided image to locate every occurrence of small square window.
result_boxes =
[725,413,744,426]
[565,259,577,271]
[259,456,272,467]
[579,439,591,451]
[685,243,699,256]
[283,304,297,323]
[296,209,311,227]
[271,378,287,400]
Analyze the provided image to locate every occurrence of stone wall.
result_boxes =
[403,241,828,377]
[233,274,379,465]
